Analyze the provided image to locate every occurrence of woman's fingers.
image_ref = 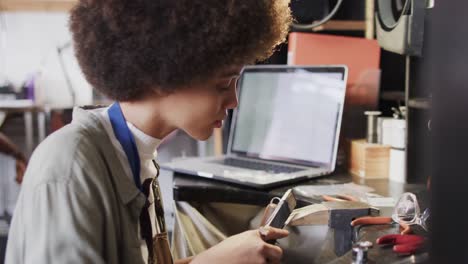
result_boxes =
[259,226,289,241]
[261,243,283,262]
[15,159,26,184]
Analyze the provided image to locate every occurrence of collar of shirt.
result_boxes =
[126,122,161,162]
[91,106,161,184]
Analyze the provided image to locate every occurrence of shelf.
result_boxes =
[380,91,405,102]
[0,0,76,12]
[311,20,367,32]
[408,98,431,110]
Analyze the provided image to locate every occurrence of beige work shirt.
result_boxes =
[5,107,154,263]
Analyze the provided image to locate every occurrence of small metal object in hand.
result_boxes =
[264,189,296,229]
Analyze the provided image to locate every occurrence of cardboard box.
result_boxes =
[349,139,390,179]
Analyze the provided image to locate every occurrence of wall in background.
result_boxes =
[0,12,92,107]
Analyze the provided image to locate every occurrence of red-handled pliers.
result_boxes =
[376,234,426,254]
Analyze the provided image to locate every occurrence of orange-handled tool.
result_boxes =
[351,216,412,234]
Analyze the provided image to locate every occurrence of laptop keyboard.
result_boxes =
[216,158,305,174]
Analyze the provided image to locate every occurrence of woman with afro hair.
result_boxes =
[6,0,292,263]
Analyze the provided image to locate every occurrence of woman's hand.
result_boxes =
[0,132,27,184]
[191,227,289,264]
[15,158,27,184]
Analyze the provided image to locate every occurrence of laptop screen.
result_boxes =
[230,66,347,168]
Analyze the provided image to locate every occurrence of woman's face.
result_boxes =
[162,66,242,140]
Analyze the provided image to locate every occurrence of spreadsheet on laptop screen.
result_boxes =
[231,70,346,166]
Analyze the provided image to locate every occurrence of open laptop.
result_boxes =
[162,65,348,189]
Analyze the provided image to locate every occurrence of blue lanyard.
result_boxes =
[108,102,142,191]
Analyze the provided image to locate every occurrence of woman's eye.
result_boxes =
[215,76,239,92]
[217,85,230,92]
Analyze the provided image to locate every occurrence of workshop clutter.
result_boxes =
[349,107,407,182]
[265,188,429,258]
[352,192,429,256]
